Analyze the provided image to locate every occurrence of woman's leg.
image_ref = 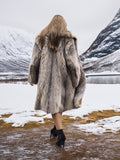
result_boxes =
[52,112,62,130]
[51,112,66,147]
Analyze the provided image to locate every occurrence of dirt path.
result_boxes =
[0,122,120,160]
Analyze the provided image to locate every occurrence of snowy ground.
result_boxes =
[0,83,120,134]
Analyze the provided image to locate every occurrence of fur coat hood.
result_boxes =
[28,35,86,114]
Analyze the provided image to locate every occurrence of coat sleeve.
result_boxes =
[73,59,86,108]
[64,39,80,88]
[28,42,41,85]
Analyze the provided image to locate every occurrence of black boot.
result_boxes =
[56,129,66,148]
[50,125,57,139]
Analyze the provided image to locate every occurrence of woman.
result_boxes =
[28,15,86,148]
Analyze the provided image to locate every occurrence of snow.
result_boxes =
[0,25,35,76]
[63,84,120,117]
[0,25,34,58]
[81,9,120,76]
[83,49,120,73]
[74,116,120,135]
[0,83,120,134]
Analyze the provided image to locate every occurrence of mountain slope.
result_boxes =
[0,25,34,79]
[83,49,120,73]
[81,9,120,60]
[81,9,120,74]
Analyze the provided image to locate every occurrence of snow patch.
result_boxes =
[74,116,120,135]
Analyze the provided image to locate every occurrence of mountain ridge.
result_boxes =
[81,9,120,60]
[81,9,120,73]
[0,25,35,78]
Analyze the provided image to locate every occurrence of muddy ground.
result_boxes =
[0,121,120,160]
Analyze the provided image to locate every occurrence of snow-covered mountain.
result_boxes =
[83,49,120,73]
[81,9,120,60]
[81,9,120,73]
[0,25,35,79]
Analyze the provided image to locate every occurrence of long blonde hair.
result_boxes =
[36,15,72,51]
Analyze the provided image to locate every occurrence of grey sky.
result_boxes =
[0,0,120,53]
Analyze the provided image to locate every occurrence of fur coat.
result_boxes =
[28,35,86,114]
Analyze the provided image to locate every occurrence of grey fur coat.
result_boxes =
[28,36,86,114]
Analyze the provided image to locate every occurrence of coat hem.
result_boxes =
[34,105,81,114]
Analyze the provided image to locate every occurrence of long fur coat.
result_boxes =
[28,35,86,114]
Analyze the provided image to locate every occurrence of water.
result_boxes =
[0,123,120,160]
[86,75,120,84]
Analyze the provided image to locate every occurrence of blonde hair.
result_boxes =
[36,15,72,51]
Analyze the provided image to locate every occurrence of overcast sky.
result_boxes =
[0,0,120,53]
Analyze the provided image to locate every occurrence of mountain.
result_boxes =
[83,49,120,73]
[80,9,120,73]
[81,9,120,60]
[0,25,35,79]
